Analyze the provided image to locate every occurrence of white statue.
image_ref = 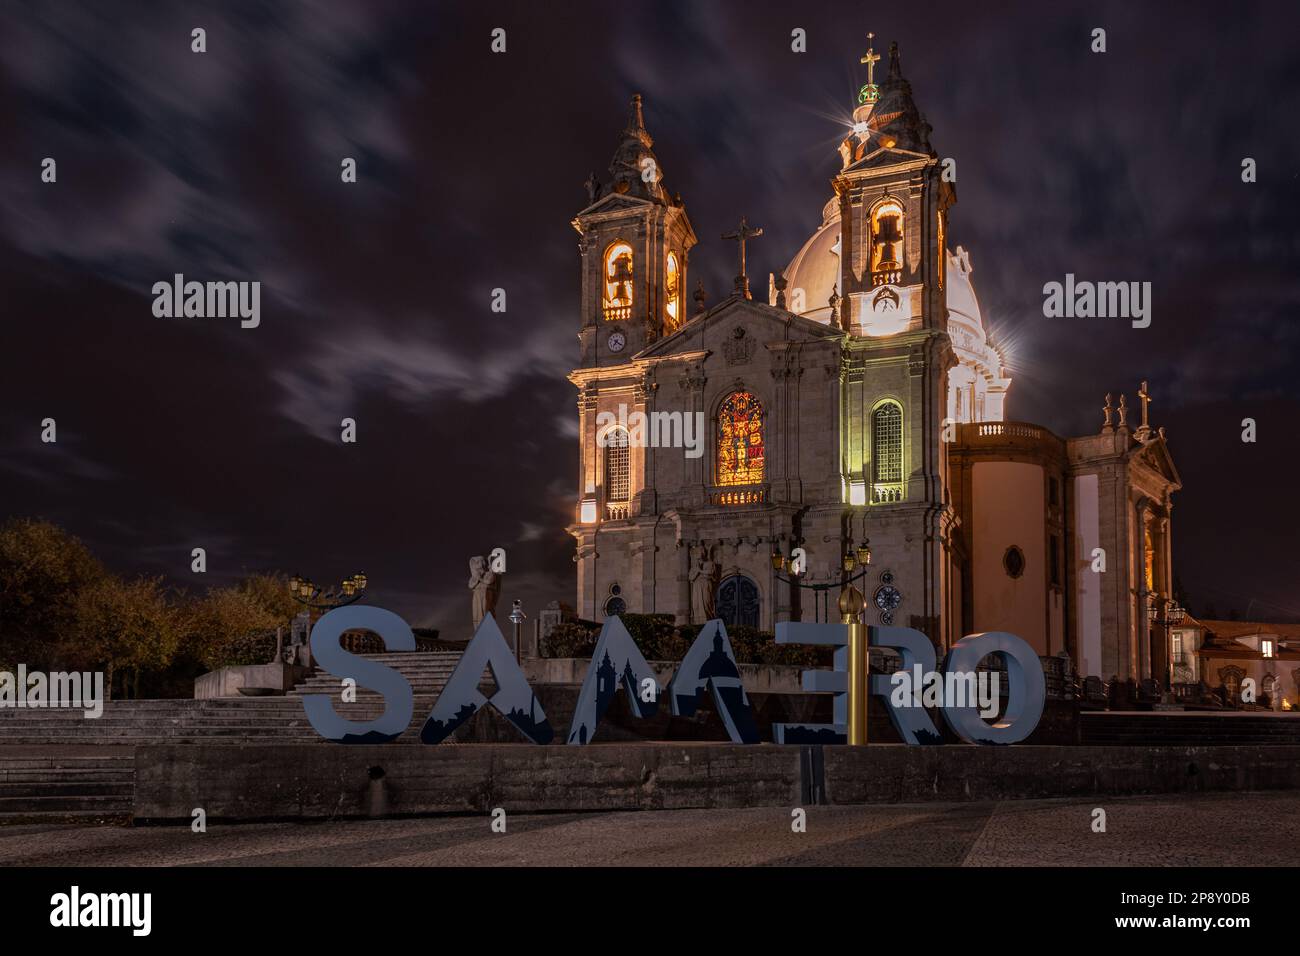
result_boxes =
[468,556,500,628]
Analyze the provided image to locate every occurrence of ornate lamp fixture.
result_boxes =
[290,572,368,610]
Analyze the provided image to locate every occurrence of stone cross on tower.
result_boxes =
[1135,380,1153,441]
[722,216,763,299]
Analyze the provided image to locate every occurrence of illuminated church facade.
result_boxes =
[566,42,1182,686]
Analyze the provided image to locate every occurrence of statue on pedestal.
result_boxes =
[469,556,501,628]
[689,551,719,625]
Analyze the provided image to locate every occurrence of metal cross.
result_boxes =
[1138,380,1152,430]
[860,33,881,86]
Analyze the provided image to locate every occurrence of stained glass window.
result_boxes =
[717,391,764,486]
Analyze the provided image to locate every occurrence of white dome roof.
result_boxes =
[778,198,841,323]
[945,246,984,342]
[943,245,1011,422]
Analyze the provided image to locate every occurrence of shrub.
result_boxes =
[542,620,598,659]
[540,613,826,668]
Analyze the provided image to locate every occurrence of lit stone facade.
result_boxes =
[565,43,1180,684]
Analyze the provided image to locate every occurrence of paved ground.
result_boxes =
[1,790,1297,866]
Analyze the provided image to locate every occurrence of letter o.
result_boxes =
[939,631,1045,744]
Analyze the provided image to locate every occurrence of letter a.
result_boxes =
[566,615,660,744]
[667,620,759,743]
[421,615,553,744]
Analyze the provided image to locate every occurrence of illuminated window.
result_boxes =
[870,199,904,286]
[936,211,945,290]
[717,391,765,486]
[603,427,629,518]
[1263,638,1276,659]
[871,401,903,502]
[665,252,681,333]
[1144,527,1155,592]
[603,242,634,321]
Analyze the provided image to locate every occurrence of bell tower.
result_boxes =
[833,39,961,651]
[572,95,696,369]
[835,39,952,337]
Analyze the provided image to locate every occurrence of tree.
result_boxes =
[179,574,296,670]
[68,575,179,698]
[0,518,106,670]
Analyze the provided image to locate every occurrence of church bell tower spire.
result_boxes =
[571,95,697,369]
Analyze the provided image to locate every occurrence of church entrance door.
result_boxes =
[715,574,760,628]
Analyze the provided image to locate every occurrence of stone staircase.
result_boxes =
[1081,711,1300,746]
[0,650,475,820]
[0,751,134,823]
[0,650,474,746]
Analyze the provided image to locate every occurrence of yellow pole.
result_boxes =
[840,586,868,745]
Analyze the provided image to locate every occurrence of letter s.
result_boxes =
[303,606,415,743]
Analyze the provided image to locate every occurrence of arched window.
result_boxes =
[1143,527,1155,592]
[603,427,629,518]
[717,391,764,486]
[870,199,904,286]
[871,401,903,502]
[664,252,681,333]
[603,242,634,321]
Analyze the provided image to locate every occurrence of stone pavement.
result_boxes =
[0,790,1297,866]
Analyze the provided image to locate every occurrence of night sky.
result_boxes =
[1,0,1297,634]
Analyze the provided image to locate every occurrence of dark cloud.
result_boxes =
[0,0,1297,630]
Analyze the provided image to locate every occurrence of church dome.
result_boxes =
[777,197,841,323]
[944,246,1011,423]
[946,246,985,344]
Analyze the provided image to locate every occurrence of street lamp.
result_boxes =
[1148,596,1186,695]
[508,599,527,664]
[289,571,369,610]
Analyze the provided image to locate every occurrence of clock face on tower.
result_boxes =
[607,331,626,353]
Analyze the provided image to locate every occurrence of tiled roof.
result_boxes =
[1199,619,1300,641]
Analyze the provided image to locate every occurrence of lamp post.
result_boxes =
[771,535,872,623]
[841,586,869,745]
[1147,595,1186,695]
[508,600,526,665]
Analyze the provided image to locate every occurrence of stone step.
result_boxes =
[0,769,133,783]
[0,809,132,824]
[0,781,132,797]
[0,794,131,813]
[1079,714,1300,746]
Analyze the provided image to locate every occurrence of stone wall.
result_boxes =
[133,742,1300,822]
